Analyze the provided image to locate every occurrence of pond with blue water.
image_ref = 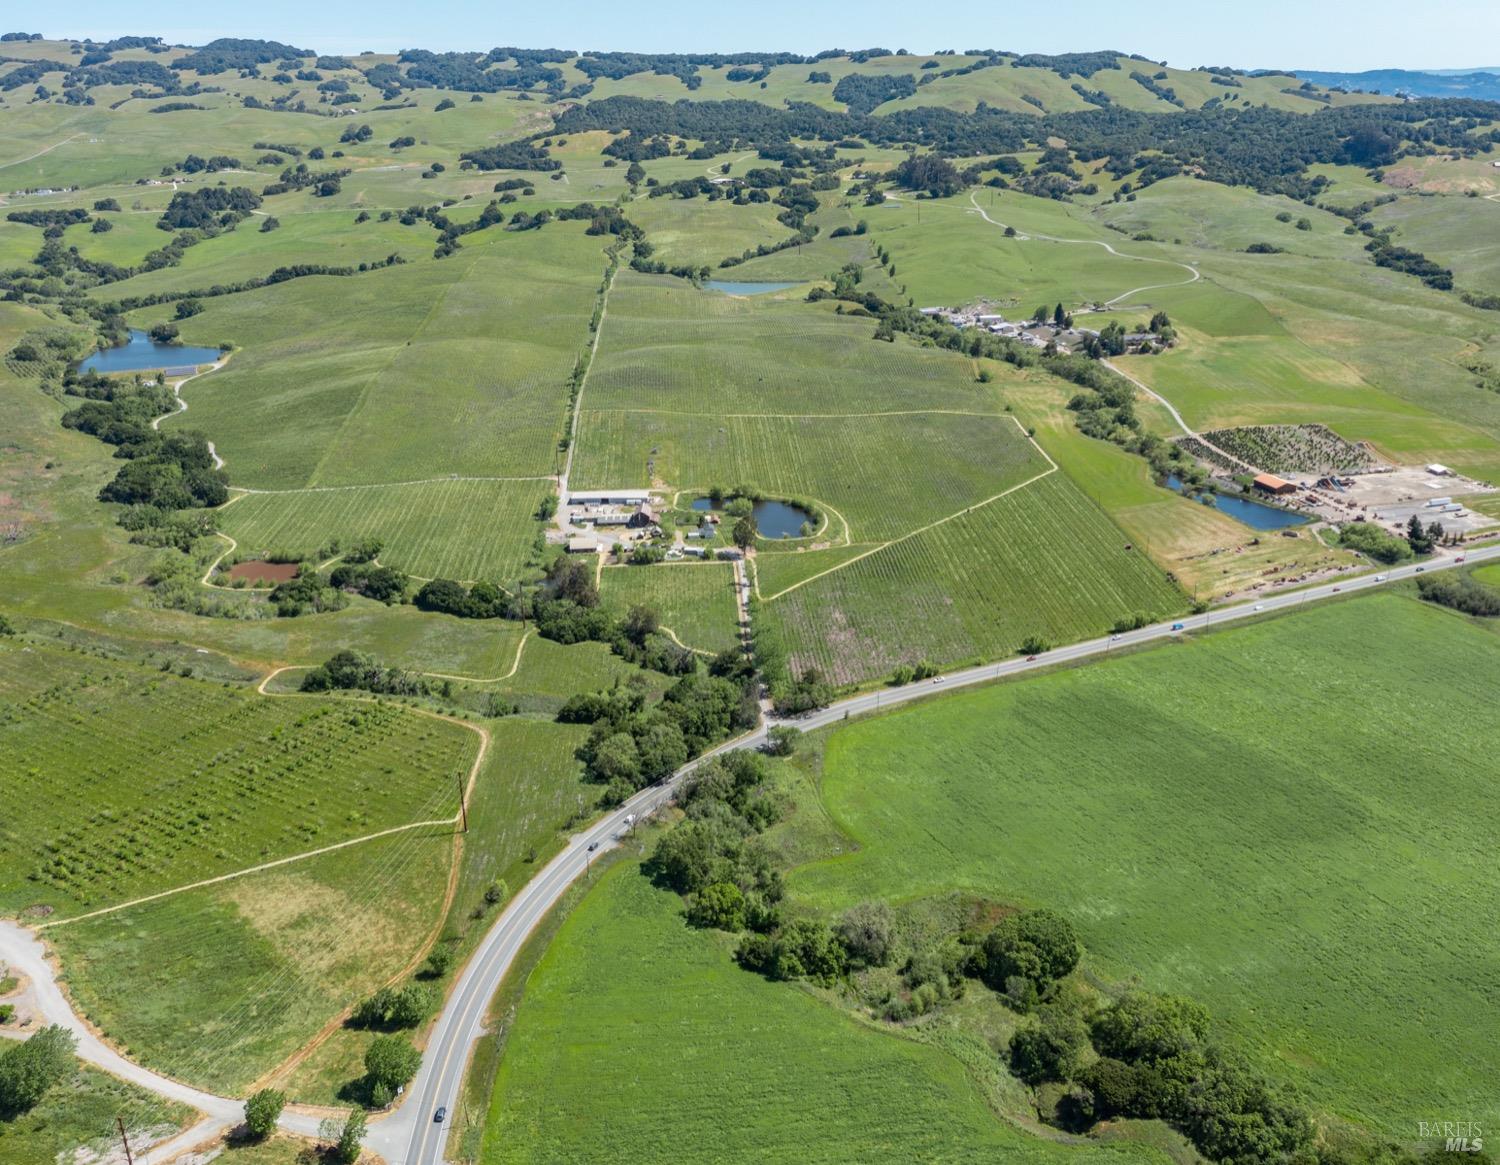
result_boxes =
[691,496,816,539]
[79,329,222,374]
[1165,475,1309,532]
[703,280,798,296]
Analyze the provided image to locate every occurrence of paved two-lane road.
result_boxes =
[380,541,1500,1164]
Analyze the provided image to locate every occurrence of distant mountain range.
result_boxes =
[1288,68,1500,99]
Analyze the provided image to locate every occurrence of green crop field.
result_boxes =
[482,861,1170,1165]
[218,477,552,582]
[790,595,1500,1131]
[600,562,741,653]
[582,272,1001,416]
[162,224,605,490]
[757,472,1183,683]
[0,639,476,916]
[576,407,1049,541]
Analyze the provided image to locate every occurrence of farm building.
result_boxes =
[1426,463,1453,477]
[627,504,657,529]
[1252,473,1297,496]
[568,489,650,507]
[567,533,600,554]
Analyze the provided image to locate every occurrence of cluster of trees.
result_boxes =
[300,649,428,696]
[1023,991,1314,1164]
[171,38,310,73]
[832,72,916,114]
[267,569,348,617]
[0,1026,75,1118]
[1416,572,1500,617]
[6,207,90,230]
[566,660,758,803]
[646,749,787,924]
[1365,237,1453,290]
[414,577,515,619]
[458,141,561,171]
[329,560,408,604]
[351,981,434,1031]
[1337,521,1414,564]
[62,376,230,514]
[891,152,962,197]
[157,186,261,230]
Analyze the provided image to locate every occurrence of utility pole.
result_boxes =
[117,1117,135,1165]
[456,772,468,833]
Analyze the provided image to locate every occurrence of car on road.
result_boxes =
[586,842,599,853]
[932,676,945,684]
[1415,566,1426,573]
[1253,604,1264,611]
[1170,623,1184,631]
[434,1107,447,1123]
[1455,556,1466,563]
[1332,586,1341,592]
[1026,655,1037,662]
[1375,574,1387,581]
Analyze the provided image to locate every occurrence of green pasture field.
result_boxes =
[0,638,476,916]
[49,823,454,1094]
[626,194,790,269]
[218,477,552,583]
[0,1062,190,1165]
[91,206,422,303]
[756,471,1183,684]
[162,223,605,489]
[482,860,1170,1165]
[599,562,741,653]
[1366,191,1500,291]
[790,594,1500,1132]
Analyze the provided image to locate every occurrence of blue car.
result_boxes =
[1171,623,1185,631]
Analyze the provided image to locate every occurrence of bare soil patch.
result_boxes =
[227,560,298,584]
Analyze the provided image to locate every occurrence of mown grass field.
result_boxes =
[790,594,1500,1132]
[0,639,476,916]
[482,861,1171,1165]
[600,562,741,653]
[757,471,1183,684]
[219,477,552,582]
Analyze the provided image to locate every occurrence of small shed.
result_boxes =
[1426,463,1453,476]
[1252,473,1297,496]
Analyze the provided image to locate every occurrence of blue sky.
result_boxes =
[32,0,1500,72]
